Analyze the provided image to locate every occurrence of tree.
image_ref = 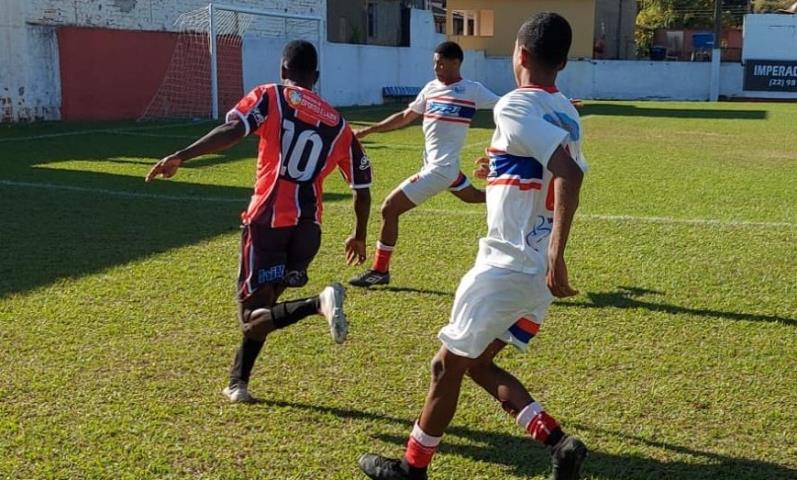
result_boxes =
[752,0,794,12]
[635,0,751,56]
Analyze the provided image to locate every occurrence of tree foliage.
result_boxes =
[752,0,794,12]
[635,0,751,56]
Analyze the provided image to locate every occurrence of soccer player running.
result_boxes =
[145,41,372,403]
[358,13,588,480]
[348,41,500,288]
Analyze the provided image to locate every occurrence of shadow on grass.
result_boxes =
[0,124,351,298]
[580,103,769,120]
[261,399,797,480]
[562,286,796,326]
[371,286,454,297]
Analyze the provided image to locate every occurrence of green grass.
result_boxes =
[1,101,796,479]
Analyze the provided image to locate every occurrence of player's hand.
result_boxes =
[354,128,370,140]
[344,236,367,265]
[145,154,182,182]
[473,156,490,180]
[546,254,578,298]
[570,98,584,109]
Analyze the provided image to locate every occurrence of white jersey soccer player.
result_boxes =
[350,41,500,288]
[358,15,589,480]
[440,83,588,358]
[400,77,500,203]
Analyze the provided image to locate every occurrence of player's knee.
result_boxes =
[430,351,466,384]
[240,307,273,341]
[381,198,398,218]
[430,355,447,383]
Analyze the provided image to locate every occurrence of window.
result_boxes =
[367,1,377,38]
[450,10,493,37]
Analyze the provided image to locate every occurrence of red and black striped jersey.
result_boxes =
[226,84,372,227]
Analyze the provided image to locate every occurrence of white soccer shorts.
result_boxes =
[438,263,554,359]
[399,165,470,205]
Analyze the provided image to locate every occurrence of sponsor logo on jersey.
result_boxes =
[284,86,340,126]
[288,89,303,107]
[525,216,553,251]
[359,156,371,171]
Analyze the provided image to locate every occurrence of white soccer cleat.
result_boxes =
[222,382,254,403]
[318,282,348,344]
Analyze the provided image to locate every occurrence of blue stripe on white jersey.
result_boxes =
[488,151,544,179]
[426,101,476,121]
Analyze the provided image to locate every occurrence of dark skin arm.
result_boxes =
[345,187,371,265]
[354,108,421,139]
[145,120,247,182]
[545,146,584,298]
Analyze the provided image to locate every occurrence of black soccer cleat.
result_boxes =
[549,436,587,480]
[349,269,391,288]
[358,454,427,480]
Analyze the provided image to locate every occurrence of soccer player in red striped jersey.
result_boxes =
[146,40,372,403]
[349,41,500,288]
[358,14,587,480]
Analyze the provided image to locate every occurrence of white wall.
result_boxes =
[0,3,61,121]
[243,9,441,106]
[743,14,797,61]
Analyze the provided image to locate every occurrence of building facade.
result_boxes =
[444,0,596,58]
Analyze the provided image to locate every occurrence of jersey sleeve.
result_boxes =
[497,105,568,168]
[408,84,429,114]
[474,82,501,109]
[336,126,373,189]
[225,85,270,137]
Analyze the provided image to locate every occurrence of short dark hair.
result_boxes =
[282,40,318,74]
[517,12,572,69]
[434,41,464,63]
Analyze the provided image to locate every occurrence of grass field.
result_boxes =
[1,101,796,480]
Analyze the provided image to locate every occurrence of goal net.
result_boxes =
[140,4,323,121]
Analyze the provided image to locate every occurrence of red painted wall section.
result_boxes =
[58,27,243,121]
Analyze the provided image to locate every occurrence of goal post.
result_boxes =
[140,2,324,121]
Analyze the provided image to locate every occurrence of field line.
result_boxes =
[2,179,795,229]
[0,180,244,203]
[0,121,213,143]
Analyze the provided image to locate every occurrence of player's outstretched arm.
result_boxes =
[545,146,584,298]
[345,187,371,265]
[145,120,247,182]
[354,109,421,139]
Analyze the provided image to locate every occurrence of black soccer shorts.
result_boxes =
[236,221,321,302]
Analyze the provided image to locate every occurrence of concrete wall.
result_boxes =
[474,57,751,101]
[446,0,595,58]
[743,14,797,61]
[243,9,438,107]
[0,0,324,122]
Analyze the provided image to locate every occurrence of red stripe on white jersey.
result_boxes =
[424,114,471,124]
[427,95,476,107]
[487,178,542,190]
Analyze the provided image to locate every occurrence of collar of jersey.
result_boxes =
[519,83,559,93]
[438,77,463,86]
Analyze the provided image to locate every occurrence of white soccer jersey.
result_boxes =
[476,85,588,275]
[408,78,499,173]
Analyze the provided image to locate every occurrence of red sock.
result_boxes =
[516,402,561,445]
[372,241,394,273]
[403,422,442,469]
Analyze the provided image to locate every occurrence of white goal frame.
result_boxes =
[207,3,324,119]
